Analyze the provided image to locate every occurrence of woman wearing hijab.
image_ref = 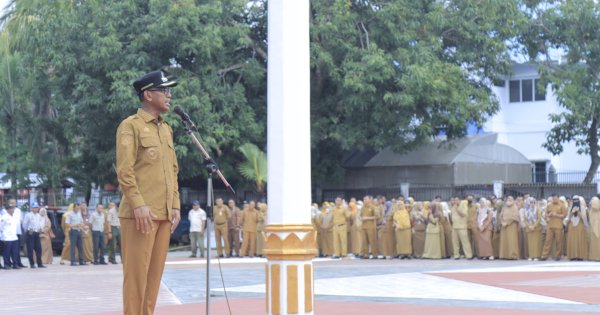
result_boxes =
[523,198,543,260]
[491,199,503,258]
[566,196,589,261]
[411,202,426,258]
[393,200,412,259]
[381,200,396,259]
[499,196,520,260]
[351,199,363,256]
[440,201,453,259]
[589,197,600,261]
[39,208,54,265]
[422,202,442,259]
[80,204,94,263]
[476,198,494,259]
[60,203,74,264]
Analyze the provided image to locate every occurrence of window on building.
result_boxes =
[522,79,533,102]
[509,78,546,103]
[509,80,520,102]
[534,79,546,101]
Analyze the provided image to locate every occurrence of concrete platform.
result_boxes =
[1,252,599,315]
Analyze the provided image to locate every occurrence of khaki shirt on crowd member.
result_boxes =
[360,204,380,229]
[332,205,350,226]
[546,202,567,229]
[214,204,230,225]
[116,108,180,221]
[228,205,241,230]
[240,208,258,232]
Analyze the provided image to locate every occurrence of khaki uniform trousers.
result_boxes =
[241,231,257,257]
[121,219,171,315]
[542,227,563,259]
[452,228,473,259]
[228,228,240,256]
[333,224,348,257]
[214,223,230,257]
[360,227,377,256]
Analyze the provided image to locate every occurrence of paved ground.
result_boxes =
[1,251,599,314]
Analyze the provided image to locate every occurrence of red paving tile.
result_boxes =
[431,271,600,305]
[90,298,600,315]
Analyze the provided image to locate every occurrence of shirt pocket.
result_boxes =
[140,136,161,163]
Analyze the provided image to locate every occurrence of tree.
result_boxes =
[238,143,267,193]
[523,0,600,183]
[309,0,528,185]
[1,0,266,193]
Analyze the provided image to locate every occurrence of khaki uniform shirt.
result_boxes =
[116,109,180,221]
[227,206,241,230]
[360,204,380,229]
[214,205,230,225]
[240,209,258,232]
[332,205,350,226]
[546,202,566,229]
[451,204,468,229]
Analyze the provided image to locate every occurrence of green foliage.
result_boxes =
[238,143,267,193]
[522,0,600,183]
[1,0,265,192]
[309,0,527,185]
[0,0,532,192]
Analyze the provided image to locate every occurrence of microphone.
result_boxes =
[173,105,197,131]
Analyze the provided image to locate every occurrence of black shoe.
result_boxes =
[93,261,99,265]
[13,266,20,269]
[110,260,117,264]
[3,266,11,270]
[100,261,108,265]
[38,265,46,268]
[80,261,87,266]
[30,265,37,269]
[71,262,77,266]
[539,257,547,261]
[18,264,26,268]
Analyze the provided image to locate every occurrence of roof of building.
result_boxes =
[346,133,531,168]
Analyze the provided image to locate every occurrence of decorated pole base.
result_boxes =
[264,224,317,315]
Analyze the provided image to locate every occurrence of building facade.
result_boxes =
[486,63,592,182]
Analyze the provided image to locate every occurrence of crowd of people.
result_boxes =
[3,192,598,267]
[188,198,268,259]
[0,198,122,269]
[312,194,600,261]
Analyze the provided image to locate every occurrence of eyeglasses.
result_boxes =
[147,87,171,95]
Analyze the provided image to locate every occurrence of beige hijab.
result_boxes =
[501,197,520,225]
[590,197,600,238]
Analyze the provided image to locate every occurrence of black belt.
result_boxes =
[335,224,346,227]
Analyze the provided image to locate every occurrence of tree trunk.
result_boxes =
[584,117,600,184]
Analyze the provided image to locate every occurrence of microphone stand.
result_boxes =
[180,118,235,315]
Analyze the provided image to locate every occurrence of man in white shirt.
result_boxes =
[1,203,21,269]
[90,204,108,265]
[106,202,121,264]
[188,201,206,258]
[1,198,25,268]
[22,201,46,268]
[65,204,85,266]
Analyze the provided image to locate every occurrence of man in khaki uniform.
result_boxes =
[116,70,181,315]
[466,195,478,257]
[360,196,380,259]
[227,199,241,257]
[240,202,259,257]
[213,198,231,258]
[541,194,567,260]
[331,197,350,258]
[451,197,473,259]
